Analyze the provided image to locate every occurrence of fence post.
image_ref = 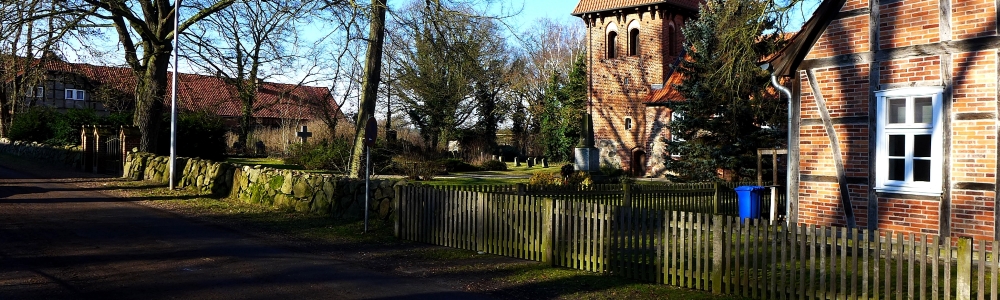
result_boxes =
[516,183,526,197]
[476,192,486,252]
[394,185,402,238]
[623,183,632,207]
[541,197,554,266]
[957,237,973,300]
[712,214,724,294]
[713,182,721,215]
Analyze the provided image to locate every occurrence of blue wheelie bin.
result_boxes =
[735,185,764,222]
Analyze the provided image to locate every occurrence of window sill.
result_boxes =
[874,186,942,197]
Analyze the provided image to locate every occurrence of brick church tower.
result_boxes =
[572,0,701,177]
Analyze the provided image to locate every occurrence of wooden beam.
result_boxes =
[788,71,802,224]
[800,36,1000,70]
[807,69,857,228]
[940,53,953,239]
[867,0,880,232]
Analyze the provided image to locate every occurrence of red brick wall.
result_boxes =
[586,10,690,174]
[797,0,999,240]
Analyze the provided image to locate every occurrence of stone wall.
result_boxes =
[0,138,84,168]
[124,151,402,220]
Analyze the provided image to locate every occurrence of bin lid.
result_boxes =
[734,185,765,191]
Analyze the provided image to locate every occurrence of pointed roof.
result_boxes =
[644,70,686,104]
[765,0,847,77]
[572,0,702,16]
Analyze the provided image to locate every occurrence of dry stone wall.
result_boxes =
[124,151,402,220]
[0,138,84,168]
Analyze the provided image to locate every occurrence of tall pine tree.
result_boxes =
[666,0,793,182]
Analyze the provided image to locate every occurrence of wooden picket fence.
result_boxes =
[395,185,1000,300]
[429,182,786,217]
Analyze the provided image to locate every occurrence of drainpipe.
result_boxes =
[766,69,793,222]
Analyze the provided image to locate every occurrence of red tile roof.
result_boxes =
[644,70,686,104]
[40,60,341,120]
[572,0,703,15]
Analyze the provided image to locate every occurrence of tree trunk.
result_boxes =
[134,46,172,153]
[348,0,387,178]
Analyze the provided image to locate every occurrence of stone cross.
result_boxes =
[297,126,312,143]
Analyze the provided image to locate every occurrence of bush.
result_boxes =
[564,171,593,187]
[157,111,227,161]
[528,171,562,186]
[8,107,55,143]
[285,138,352,171]
[436,158,480,173]
[47,108,98,145]
[479,160,507,171]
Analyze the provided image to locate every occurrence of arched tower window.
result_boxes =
[606,22,619,59]
[668,24,678,56]
[628,20,641,56]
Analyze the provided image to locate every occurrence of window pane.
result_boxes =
[76,90,84,100]
[889,159,905,181]
[65,90,73,99]
[889,135,905,157]
[913,134,931,157]
[913,97,932,124]
[913,159,931,182]
[888,98,906,123]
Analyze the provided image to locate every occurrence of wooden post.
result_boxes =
[394,185,402,238]
[713,182,721,215]
[476,192,486,252]
[711,214,724,294]
[957,237,972,300]
[622,183,632,207]
[541,197,554,266]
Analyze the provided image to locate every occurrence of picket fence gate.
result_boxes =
[395,185,1000,300]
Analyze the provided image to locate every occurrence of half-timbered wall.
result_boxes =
[795,0,1000,241]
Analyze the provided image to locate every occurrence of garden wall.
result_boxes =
[124,151,403,220]
[0,138,84,168]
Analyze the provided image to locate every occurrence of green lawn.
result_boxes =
[226,157,302,170]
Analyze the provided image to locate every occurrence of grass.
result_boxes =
[226,157,303,170]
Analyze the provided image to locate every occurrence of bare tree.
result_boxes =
[182,0,316,150]
[0,0,95,138]
[78,0,237,152]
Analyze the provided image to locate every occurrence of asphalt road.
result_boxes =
[0,165,492,300]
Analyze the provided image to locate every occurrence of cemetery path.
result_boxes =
[0,165,494,300]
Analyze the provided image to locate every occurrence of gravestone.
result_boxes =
[542,158,549,168]
[526,157,534,168]
[297,126,312,143]
[255,141,266,155]
[515,157,521,167]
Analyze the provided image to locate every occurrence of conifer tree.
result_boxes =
[666,0,794,182]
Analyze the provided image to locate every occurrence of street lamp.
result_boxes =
[169,0,180,190]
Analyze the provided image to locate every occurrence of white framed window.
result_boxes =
[65,89,86,100]
[874,87,944,196]
[36,86,43,98]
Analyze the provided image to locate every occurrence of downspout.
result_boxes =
[769,73,793,220]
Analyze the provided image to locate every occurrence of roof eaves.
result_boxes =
[572,2,699,17]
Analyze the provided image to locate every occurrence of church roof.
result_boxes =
[644,71,686,104]
[572,0,702,16]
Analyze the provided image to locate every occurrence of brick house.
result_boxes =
[9,60,342,127]
[572,0,699,177]
[768,0,1000,241]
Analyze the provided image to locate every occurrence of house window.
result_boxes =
[875,87,943,196]
[607,31,618,59]
[36,86,43,98]
[625,117,633,130]
[65,89,86,100]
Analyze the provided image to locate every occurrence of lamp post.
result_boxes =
[168,0,181,190]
